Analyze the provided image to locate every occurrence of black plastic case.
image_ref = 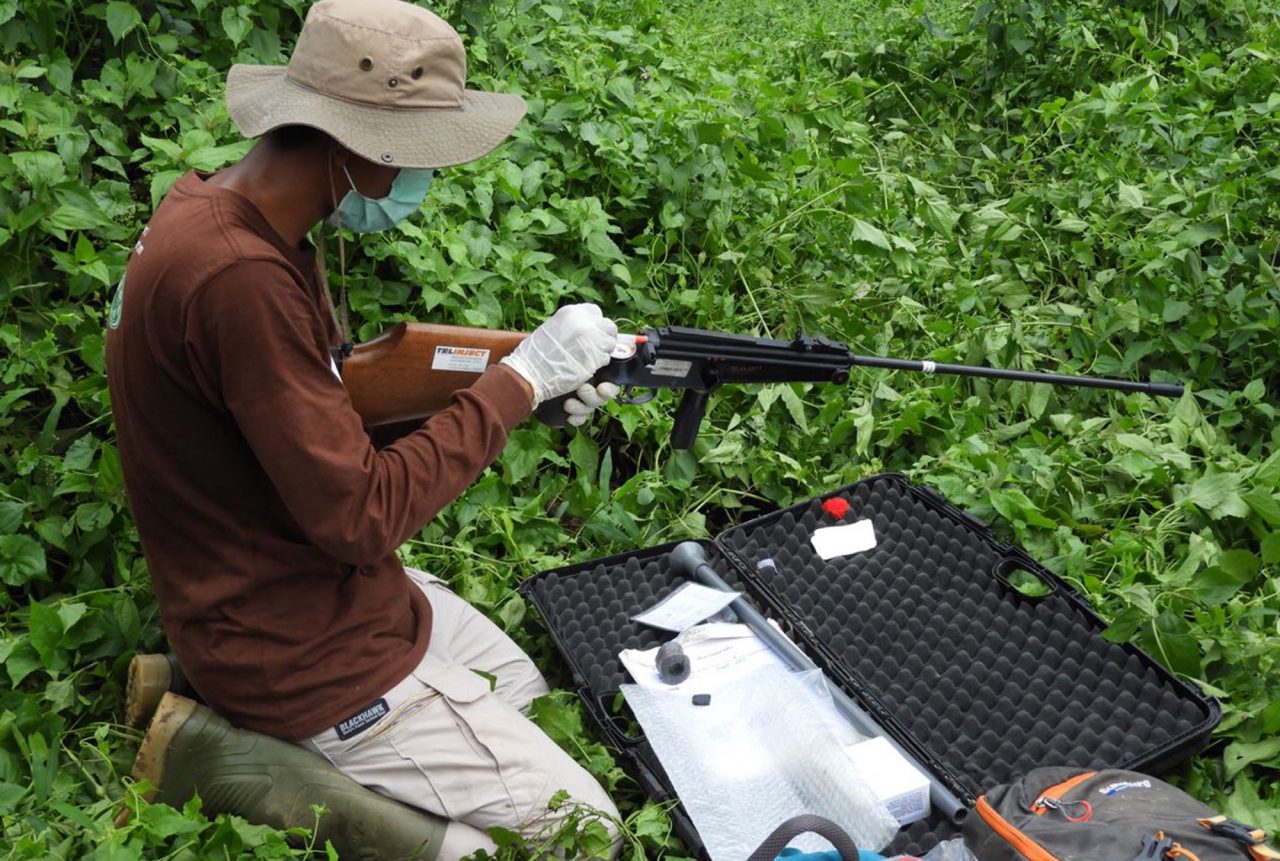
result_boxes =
[520,474,1220,856]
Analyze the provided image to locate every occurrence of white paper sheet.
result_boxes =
[618,623,865,747]
[811,518,877,560]
[619,622,784,692]
[630,582,741,632]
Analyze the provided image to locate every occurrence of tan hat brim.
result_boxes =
[226,65,527,170]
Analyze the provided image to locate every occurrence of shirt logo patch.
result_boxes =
[108,276,125,329]
[335,698,390,741]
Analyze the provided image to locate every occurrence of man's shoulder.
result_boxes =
[131,176,308,303]
[150,173,296,262]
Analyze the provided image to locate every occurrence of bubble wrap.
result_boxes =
[623,665,898,861]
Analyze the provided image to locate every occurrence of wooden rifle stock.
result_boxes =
[342,323,528,428]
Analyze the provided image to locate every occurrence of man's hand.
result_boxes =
[563,381,621,426]
[500,304,618,407]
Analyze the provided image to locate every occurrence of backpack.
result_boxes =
[963,767,1279,861]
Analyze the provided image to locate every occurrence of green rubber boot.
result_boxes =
[132,693,447,861]
[125,652,195,728]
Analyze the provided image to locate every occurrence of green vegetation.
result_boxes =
[1,0,1278,856]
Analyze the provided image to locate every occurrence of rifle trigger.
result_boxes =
[620,386,655,406]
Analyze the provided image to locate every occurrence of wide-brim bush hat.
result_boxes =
[226,0,526,169]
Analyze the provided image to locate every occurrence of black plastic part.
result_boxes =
[534,393,571,429]
[691,694,711,706]
[672,389,712,449]
[656,641,691,685]
[520,476,1220,859]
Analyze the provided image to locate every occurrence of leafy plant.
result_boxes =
[1,0,1277,854]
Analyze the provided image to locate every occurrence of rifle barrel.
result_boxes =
[848,355,1184,398]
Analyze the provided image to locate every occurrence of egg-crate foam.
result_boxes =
[520,475,1218,858]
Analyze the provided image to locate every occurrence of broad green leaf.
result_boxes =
[1218,549,1261,582]
[0,535,46,586]
[0,502,24,535]
[222,6,253,46]
[850,218,891,251]
[1254,450,1280,486]
[105,1,142,43]
[27,600,63,666]
[1221,775,1280,831]
[606,75,636,108]
[11,151,66,187]
[56,602,88,633]
[1186,473,1241,511]
[0,781,26,815]
[1117,181,1144,208]
[1262,533,1280,565]
[1191,563,1254,604]
[1223,737,1280,779]
[1114,433,1158,457]
[185,142,253,171]
[567,432,597,483]
[1174,223,1222,247]
[63,435,96,471]
[1,638,41,686]
[1242,488,1280,526]
[779,385,809,433]
[1146,611,1202,677]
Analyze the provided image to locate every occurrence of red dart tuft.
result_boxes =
[822,497,851,520]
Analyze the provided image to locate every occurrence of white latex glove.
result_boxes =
[563,381,622,426]
[500,303,618,407]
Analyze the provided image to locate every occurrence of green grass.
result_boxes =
[0,0,1277,856]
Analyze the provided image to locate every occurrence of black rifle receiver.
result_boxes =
[535,325,1183,448]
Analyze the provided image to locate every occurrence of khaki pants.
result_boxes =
[302,568,618,860]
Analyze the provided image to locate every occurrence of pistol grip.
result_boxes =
[535,394,571,429]
[671,389,711,449]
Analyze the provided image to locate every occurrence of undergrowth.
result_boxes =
[0,0,1277,856]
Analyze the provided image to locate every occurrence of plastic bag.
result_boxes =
[623,663,898,861]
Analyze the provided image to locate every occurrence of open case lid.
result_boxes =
[714,474,1219,802]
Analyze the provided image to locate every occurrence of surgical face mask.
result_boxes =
[326,163,434,233]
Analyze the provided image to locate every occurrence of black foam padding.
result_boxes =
[717,475,1218,796]
[884,813,957,858]
[521,476,1219,857]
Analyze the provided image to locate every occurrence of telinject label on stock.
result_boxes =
[431,345,491,373]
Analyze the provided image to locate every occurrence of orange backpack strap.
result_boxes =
[1198,816,1280,861]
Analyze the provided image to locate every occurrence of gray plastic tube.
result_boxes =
[668,541,969,824]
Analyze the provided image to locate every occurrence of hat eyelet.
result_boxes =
[388,76,399,88]
[380,153,394,163]
[359,57,373,71]
[411,66,424,80]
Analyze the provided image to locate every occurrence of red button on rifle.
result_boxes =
[822,498,851,520]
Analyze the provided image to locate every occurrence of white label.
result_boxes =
[843,736,931,825]
[810,519,877,560]
[431,345,491,374]
[651,358,693,378]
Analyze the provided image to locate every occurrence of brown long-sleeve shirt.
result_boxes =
[105,172,531,740]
